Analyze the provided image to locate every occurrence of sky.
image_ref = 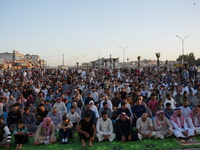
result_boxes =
[0,0,200,66]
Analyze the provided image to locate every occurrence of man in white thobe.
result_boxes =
[170,108,194,138]
[180,100,191,119]
[187,107,200,135]
[96,111,115,142]
[153,110,173,139]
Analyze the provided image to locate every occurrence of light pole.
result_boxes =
[62,54,64,66]
[119,46,128,68]
[73,57,79,68]
[94,50,101,68]
[176,35,189,64]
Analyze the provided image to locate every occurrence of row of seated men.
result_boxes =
[0,99,200,149]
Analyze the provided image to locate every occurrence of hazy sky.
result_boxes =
[0,0,200,66]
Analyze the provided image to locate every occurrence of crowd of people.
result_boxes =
[0,66,199,149]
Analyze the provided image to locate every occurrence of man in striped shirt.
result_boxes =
[0,116,12,149]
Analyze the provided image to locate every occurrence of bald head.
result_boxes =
[142,113,148,121]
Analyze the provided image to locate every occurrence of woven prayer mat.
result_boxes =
[173,137,200,146]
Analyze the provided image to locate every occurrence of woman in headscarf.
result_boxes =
[89,101,99,120]
[187,107,200,135]
[153,110,173,139]
[34,117,56,146]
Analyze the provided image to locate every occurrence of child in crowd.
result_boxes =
[13,120,28,150]
[28,102,37,114]
[44,100,52,112]
[58,117,73,144]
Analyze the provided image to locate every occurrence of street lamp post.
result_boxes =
[176,35,189,64]
[94,50,101,68]
[119,46,128,68]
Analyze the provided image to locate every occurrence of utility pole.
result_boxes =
[62,54,64,66]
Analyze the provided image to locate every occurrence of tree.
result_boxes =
[137,56,141,68]
[195,58,200,66]
[177,52,195,65]
[155,52,160,67]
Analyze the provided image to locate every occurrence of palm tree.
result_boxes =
[137,56,141,68]
[155,52,160,67]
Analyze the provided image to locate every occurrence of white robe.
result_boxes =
[171,117,194,138]
[187,116,200,134]
[96,118,115,142]
[180,106,191,119]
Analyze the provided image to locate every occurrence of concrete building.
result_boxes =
[0,50,46,69]
[90,56,119,69]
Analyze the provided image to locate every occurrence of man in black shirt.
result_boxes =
[116,112,137,142]
[7,104,22,132]
[117,103,132,124]
[81,104,96,123]
[84,93,94,105]
[36,104,48,125]
[76,113,96,148]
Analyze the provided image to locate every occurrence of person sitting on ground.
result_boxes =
[100,96,113,110]
[89,101,99,120]
[44,100,52,112]
[7,104,22,132]
[99,102,112,119]
[28,102,37,114]
[53,97,67,116]
[47,107,62,131]
[84,93,95,105]
[34,117,56,146]
[22,107,38,134]
[148,94,159,116]
[0,116,11,149]
[117,102,132,124]
[170,108,195,139]
[187,107,200,135]
[132,98,146,127]
[115,112,136,142]
[136,113,156,140]
[76,113,96,148]
[36,104,48,125]
[163,103,174,119]
[164,94,177,109]
[66,106,80,129]
[180,100,191,119]
[13,120,28,150]
[96,111,115,142]
[81,103,96,123]
[58,117,73,144]
[153,110,173,139]
[72,102,81,116]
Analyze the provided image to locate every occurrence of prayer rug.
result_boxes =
[173,137,200,146]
